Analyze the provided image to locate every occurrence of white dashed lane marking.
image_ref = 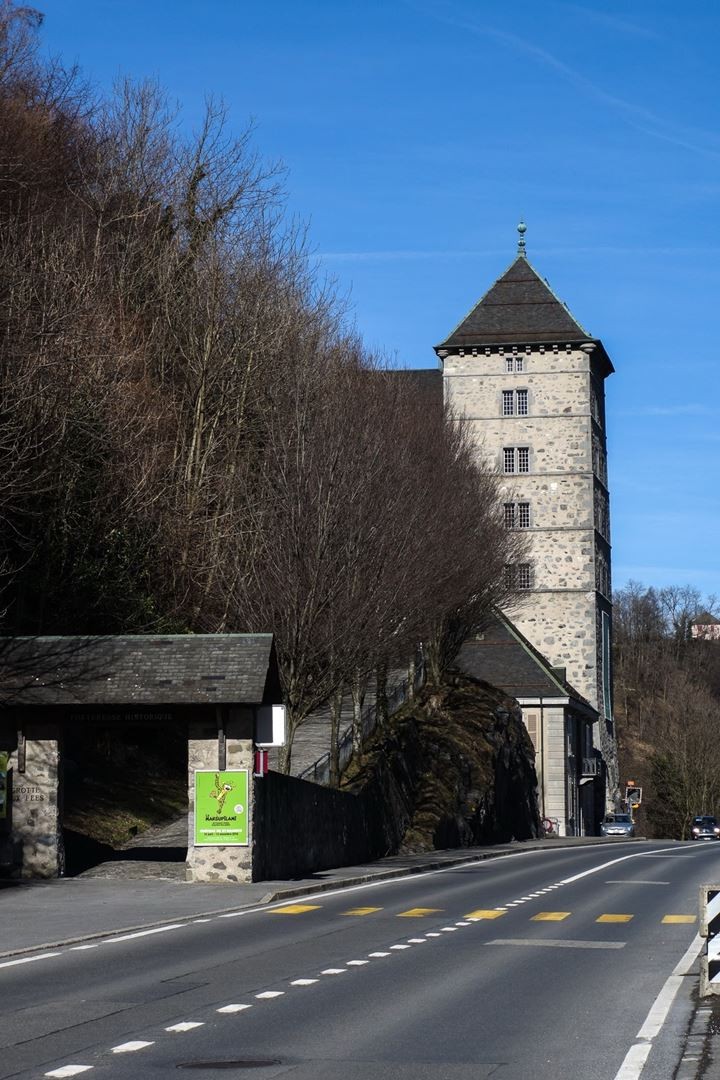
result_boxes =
[255,991,284,999]
[45,1068,94,1077]
[320,967,346,974]
[166,1021,205,1031]
[217,1003,252,1013]
[111,1041,154,1053]
[105,925,184,944]
[291,978,318,985]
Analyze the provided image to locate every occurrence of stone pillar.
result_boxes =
[186,707,254,883]
[10,722,62,878]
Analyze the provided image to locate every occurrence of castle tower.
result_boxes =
[435,224,618,807]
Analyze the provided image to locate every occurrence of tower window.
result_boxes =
[505,356,514,372]
[515,357,524,372]
[504,502,531,528]
[504,563,534,589]
[517,563,533,589]
[503,447,530,473]
[501,389,529,416]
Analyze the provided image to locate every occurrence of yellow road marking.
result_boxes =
[662,915,696,924]
[531,912,571,922]
[343,907,382,916]
[269,904,322,915]
[465,909,507,920]
[597,914,633,923]
[397,908,443,917]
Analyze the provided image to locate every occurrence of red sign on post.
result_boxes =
[254,748,269,777]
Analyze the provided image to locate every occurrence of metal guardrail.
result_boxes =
[298,660,425,786]
[700,884,720,996]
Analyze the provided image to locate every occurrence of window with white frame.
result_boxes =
[515,356,524,372]
[504,502,530,528]
[504,562,534,589]
[501,389,529,416]
[505,356,514,372]
[517,563,533,589]
[503,447,530,473]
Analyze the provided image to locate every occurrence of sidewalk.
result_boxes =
[0,836,617,958]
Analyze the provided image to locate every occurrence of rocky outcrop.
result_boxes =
[345,673,541,851]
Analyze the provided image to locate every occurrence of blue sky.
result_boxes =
[37,0,720,598]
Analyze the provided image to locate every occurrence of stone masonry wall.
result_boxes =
[9,722,61,878]
[443,344,609,719]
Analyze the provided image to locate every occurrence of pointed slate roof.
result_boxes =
[437,256,592,350]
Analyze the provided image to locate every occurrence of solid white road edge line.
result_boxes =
[560,847,681,885]
[0,951,61,969]
[612,932,704,1080]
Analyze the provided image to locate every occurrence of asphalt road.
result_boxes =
[2,841,719,1080]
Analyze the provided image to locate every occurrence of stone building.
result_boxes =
[457,610,600,837]
[435,225,619,817]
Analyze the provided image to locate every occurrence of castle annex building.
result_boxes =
[435,226,619,815]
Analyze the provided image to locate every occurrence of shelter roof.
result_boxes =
[0,634,279,707]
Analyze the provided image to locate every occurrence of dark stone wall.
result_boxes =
[252,770,401,881]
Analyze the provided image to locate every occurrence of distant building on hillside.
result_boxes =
[432,223,619,821]
[691,612,720,641]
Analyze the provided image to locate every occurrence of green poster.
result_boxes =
[194,769,249,846]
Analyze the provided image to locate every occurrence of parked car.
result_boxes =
[600,813,635,838]
[690,815,720,840]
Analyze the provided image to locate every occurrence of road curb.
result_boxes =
[0,837,637,960]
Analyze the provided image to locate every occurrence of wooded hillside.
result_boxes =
[614,582,720,838]
[0,3,526,772]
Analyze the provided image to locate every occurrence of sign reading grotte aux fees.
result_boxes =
[194,769,249,846]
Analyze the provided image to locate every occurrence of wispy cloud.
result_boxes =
[558,3,662,41]
[317,248,507,262]
[616,404,712,418]
[614,565,720,589]
[404,0,720,161]
[318,245,720,262]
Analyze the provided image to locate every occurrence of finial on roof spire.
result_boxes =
[517,219,527,257]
